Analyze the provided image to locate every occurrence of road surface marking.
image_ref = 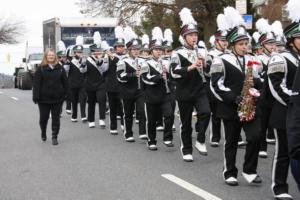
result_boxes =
[161,174,222,200]
[11,97,19,101]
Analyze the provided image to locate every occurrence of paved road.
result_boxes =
[0,88,299,200]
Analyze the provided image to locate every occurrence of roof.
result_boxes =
[43,17,118,27]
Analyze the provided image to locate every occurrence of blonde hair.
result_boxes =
[41,48,58,66]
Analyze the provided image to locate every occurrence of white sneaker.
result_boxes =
[99,120,106,128]
[274,193,293,199]
[81,117,87,122]
[182,154,193,162]
[117,115,121,120]
[156,126,164,131]
[120,125,124,131]
[172,124,176,131]
[71,118,77,122]
[225,177,238,186]
[238,140,247,146]
[125,137,135,142]
[148,144,158,151]
[266,138,276,144]
[89,122,95,128]
[110,130,118,135]
[135,119,139,124]
[139,134,148,140]
[259,151,268,158]
[192,111,197,116]
[195,141,208,156]
[210,141,219,147]
[66,110,72,115]
[163,141,174,147]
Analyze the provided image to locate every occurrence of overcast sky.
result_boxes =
[0,0,84,74]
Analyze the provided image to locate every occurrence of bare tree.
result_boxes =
[0,18,24,45]
[77,0,234,42]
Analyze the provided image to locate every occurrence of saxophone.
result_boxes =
[237,60,261,122]
[158,58,171,94]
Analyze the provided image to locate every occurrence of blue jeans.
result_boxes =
[291,159,300,191]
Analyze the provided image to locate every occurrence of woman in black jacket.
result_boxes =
[32,49,69,145]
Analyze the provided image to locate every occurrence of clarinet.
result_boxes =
[158,58,171,94]
[135,57,141,90]
[194,44,206,83]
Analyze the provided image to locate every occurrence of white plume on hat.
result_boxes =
[252,32,261,43]
[141,34,149,45]
[115,26,124,39]
[152,27,164,41]
[123,26,137,44]
[209,35,216,47]
[57,41,66,52]
[179,35,185,45]
[101,40,110,51]
[198,40,206,49]
[217,14,229,32]
[271,21,283,37]
[164,29,173,43]
[224,7,244,30]
[76,36,84,45]
[93,31,102,45]
[286,0,300,22]
[179,7,197,27]
[256,18,272,34]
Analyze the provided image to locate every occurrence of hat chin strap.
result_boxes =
[216,40,225,52]
[262,44,272,56]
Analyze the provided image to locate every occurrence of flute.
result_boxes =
[158,58,171,94]
[194,44,206,83]
[135,57,141,90]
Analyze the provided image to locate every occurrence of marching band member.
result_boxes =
[116,26,147,142]
[163,28,176,132]
[56,41,70,116]
[255,18,277,158]
[210,7,262,186]
[80,32,108,128]
[207,14,229,147]
[141,27,174,150]
[271,21,287,53]
[170,8,211,161]
[68,36,87,123]
[105,26,125,134]
[267,0,300,198]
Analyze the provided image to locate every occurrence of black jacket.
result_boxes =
[83,56,107,91]
[170,46,206,101]
[105,56,121,92]
[268,50,298,129]
[141,58,172,104]
[68,57,85,88]
[32,64,69,104]
[210,53,261,120]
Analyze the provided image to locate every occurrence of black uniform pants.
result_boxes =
[210,100,221,143]
[271,128,290,195]
[38,103,62,138]
[259,104,274,151]
[178,94,211,155]
[70,87,87,119]
[86,89,106,122]
[222,117,261,179]
[122,95,146,138]
[66,99,71,111]
[107,92,124,130]
[146,101,173,145]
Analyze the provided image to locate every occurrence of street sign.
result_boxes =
[242,15,253,30]
[236,0,247,15]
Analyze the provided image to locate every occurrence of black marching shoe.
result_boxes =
[163,141,174,147]
[52,138,58,145]
[41,133,47,142]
